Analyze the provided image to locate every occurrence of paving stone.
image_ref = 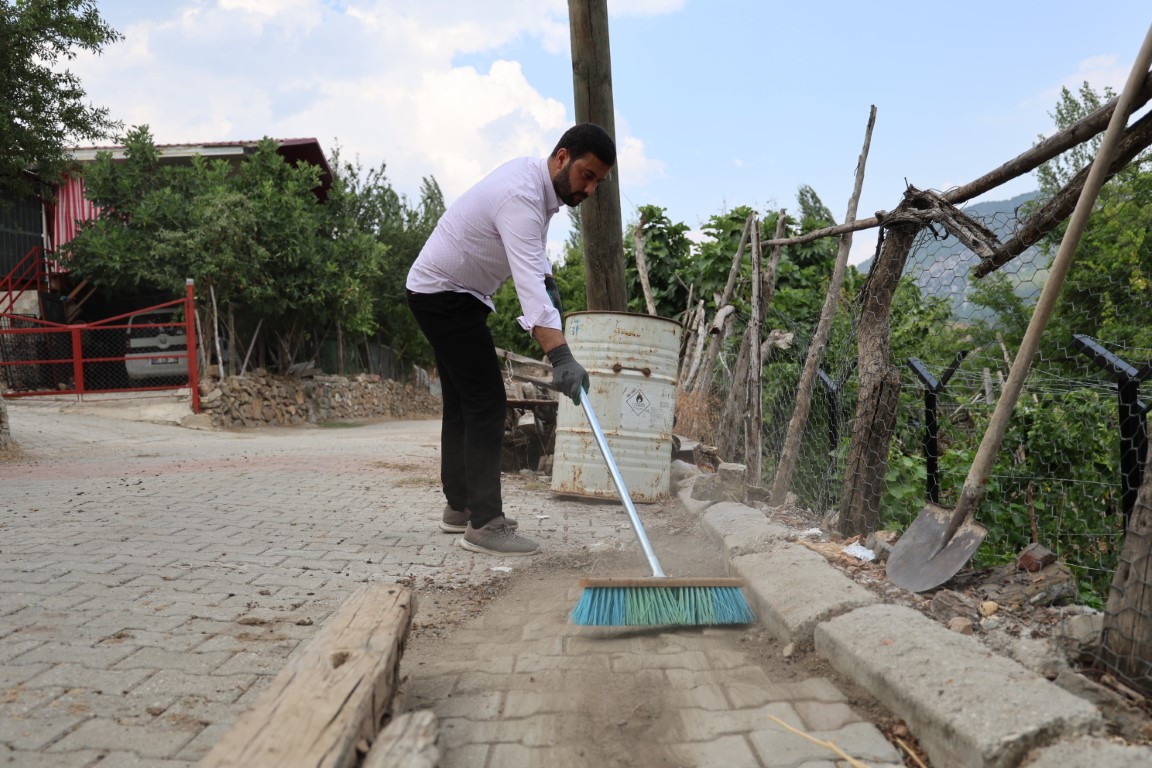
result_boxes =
[793,700,863,731]
[0,664,52,692]
[131,670,257,703]
[22,664,154,694]
[668,735,762,768]
[47,718,198,758]
[0,685,63,718]
[1022,736,1152,767]
[488,742,605,768]
[725,678,847,708]
[0,711,89,750]
[748,720,901,766]
[9,641,136,668]
[0,743,102,767]
[112,647,233,674]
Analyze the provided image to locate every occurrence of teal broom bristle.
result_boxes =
[570,585,755,627]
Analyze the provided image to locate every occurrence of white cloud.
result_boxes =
[73,1,663,205]
[1023,54,1129,111]
[610,0,687,15]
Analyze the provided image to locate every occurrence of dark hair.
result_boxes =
[551,123,616,167]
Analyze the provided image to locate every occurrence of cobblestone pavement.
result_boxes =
[1,396,902,767]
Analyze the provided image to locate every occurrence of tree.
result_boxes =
[0,0,121,201]
[333,154,444,366]
[1033,82,1152,353]
[625,205,692,319]
[65,127,390,371]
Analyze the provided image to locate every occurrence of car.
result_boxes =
[124,307,189,381]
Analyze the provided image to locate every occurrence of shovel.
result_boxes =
[887,25,1152,593]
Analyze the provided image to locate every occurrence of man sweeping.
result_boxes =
[406,123,617,556]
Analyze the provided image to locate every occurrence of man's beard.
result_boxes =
[553,162,586,207]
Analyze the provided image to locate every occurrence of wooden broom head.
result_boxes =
[578,577,746,589]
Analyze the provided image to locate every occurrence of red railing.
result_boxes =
[0,281,200,412]
[0,246,48,315]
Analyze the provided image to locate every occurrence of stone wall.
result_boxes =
[198,371,442,428]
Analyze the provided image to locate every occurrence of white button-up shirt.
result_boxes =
[406,156,562,332]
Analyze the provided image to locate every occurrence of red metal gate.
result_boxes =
[0,281,200,412]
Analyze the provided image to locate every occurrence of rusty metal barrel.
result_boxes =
[550,311,680,502]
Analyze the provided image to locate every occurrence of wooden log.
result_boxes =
[685,213,752,393]
[747,217,764,485]
[361,710,439,768]
[837,212,920,536]
[197,584,415,768]
[1102,449,1152,694]
[974,109,1152,277]
[569,0,627,311]
[771,106,876,506]
[633,217,658,316]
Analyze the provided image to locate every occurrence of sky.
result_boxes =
[69,1,1149,264]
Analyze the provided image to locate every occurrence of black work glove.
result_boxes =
[547,344,588,405]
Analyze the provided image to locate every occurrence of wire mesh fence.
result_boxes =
[0,296,197,399]
[680,192,1151,693]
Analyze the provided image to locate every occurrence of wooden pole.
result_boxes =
[771,106,877,506]
[748,217,764,485]
[568,0,627,312]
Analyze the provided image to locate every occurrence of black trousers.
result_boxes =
[407,290,507,528]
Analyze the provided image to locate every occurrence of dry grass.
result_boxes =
[674,387,725,447]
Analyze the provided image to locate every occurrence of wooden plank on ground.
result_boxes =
[198,583,415,768]
[361,709,439,768]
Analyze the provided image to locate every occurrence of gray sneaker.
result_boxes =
[459,518,539,556]
[440,506,517,533]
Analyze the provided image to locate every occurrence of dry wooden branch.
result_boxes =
[878,187,1003,258]
[975,108,1152,277]
[687,304,736,393]
[771,105,876,506]
[760,70,1152,250]
[764,716,871,768]
[946,69,1152,205]
[685,214,755,393]
[632,215,658,315]
[748,217,764,484]
[680,299,707,388]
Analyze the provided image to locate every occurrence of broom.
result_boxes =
[565,384,755,627]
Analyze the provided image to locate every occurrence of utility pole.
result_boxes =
[568,0,627,311]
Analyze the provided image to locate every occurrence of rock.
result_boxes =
[948,617,975,635]
[864,530,899,562]
[690,465,748,503]
[1017,542,1057,572]
[980,600,1000,617]
[930,589,979,622]
[197,373,442,429]
[1055,613,1104,653]
[979,561,1077,608]
[670,459,700,484]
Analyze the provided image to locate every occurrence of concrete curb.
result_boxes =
[684,479,1152,768]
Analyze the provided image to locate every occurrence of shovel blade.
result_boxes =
[886,502,987,593]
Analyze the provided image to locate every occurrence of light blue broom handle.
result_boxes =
[579,387,667,578]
